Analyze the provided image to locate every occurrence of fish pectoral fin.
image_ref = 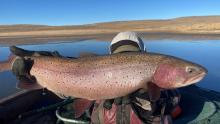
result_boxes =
[16,78,43,90]
[147,82,161,102]
[79,52,98,57]
[72,98,94,118]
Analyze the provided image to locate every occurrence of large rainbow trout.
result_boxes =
[1,48,207,100]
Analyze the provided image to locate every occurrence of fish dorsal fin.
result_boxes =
[79,52,98,57]
[147,82,161,102]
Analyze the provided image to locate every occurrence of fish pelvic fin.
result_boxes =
[72,98,94,118]
[16,77,43,90]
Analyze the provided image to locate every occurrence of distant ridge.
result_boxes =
[1,15,220,26]
[0,15,220,44]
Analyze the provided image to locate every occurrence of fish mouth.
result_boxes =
[185,72,207,85]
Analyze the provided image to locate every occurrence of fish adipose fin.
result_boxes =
[79,52,98,57]
[147,82,161,102]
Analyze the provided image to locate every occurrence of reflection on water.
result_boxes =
[0,39,220,98]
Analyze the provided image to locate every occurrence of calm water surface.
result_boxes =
[0,39,219,98]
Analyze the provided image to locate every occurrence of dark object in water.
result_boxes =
[0,85,220,124]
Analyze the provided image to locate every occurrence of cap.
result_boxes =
[110,31,145,54]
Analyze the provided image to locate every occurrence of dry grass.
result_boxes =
[1,16,220,45]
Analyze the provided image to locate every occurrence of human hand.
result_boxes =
[9,46,62,89]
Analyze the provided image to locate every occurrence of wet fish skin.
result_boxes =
[27,52,207,100]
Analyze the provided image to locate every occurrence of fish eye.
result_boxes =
[186,67,196,74]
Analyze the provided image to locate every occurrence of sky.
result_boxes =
[0,0,220,25]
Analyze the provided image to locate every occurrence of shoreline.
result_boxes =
[1,16,220,45]
[1,33,220,46]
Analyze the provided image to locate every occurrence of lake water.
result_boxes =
[0,39,220,99]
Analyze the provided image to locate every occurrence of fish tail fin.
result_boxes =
[0,54,16,72]
[0,61,10,72]
[10,46,35,57]
[1,45,34,73]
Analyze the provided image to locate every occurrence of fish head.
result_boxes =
[152,56,207,89]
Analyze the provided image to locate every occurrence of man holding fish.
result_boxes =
[3,32,207,124]
[90,32,183,124]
